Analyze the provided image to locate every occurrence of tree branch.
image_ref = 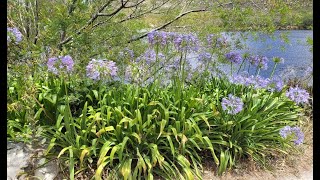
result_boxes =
[92,0,170,28]
[124,0,146,8]
[127,8,207,43]
[57,0,114,48]
[127,1,233,43]
[34,0,39,44]
[96,0,128,17]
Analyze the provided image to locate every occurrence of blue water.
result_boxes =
[221,30,313,78]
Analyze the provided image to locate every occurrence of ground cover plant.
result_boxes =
[7,0,312,179]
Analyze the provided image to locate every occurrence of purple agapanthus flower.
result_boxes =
[216,35,228,47]
[147,31,175,47]
[280,126,304,145]
[47,55,74,75]
[268,76,284,92]
[253,76,271,89]
[86,59,118,81]
[142,49,156,64]
[206,34,215,46]
[225,52,242,64]
[229,74,278,90]
[119,48,134,61]
[61,55,74,72]
[125,66,133,81]
[206,34,229,48]
[221,94,244,115]
[7,27,23,44]
[286,86,310,104]
[198,52,211,62]
[47,57,59,75]
[136,49,165,65]
[173,33,200,52]
[249,55,269,70]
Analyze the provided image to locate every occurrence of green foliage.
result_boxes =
[8,73,300,178]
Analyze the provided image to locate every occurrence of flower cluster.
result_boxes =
[221,94,244,115]
[7,27,23,44]
[198,52,211,63]
[86,59,118,81]
[173,33,200,52]
[286,86,310,104]
[267,76,284,92]
[125,65,133,81]
[136,49,165,65]
[119,48,134,61]
[249,55,269,70]
[225,52,242,64]
[206,34,229,48]
[229,74,284,91]
[147,31,200,52]
[216,36,228,47]
[47,55,74,75]
[280,126,304,145]
[147,31,177,47]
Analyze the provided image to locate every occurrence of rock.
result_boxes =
[7,142,32,180]
[7,141,59,180]
[34,158,59,180]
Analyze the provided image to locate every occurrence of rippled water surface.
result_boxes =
[226,30,313,78]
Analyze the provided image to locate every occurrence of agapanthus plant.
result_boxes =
[86,59,118,81]
[270,57,285,78]
[206,34,229,48]
[249,55,269,76]
[267,76,284,92]
[225,51,242,76]
[119,48,134,61]
[221,94,244,115]
[198,52,212,63]
[7,27,23,44]
[173,33,200,52]
[280,126,304,145]
[229,73,284,91]
[147,31,176,47]
[47,55,74,75]
[124,64,145,84]
[136,49,165,65]
[286,86,310,104]
[225,52,242,64]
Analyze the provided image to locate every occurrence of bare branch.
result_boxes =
[124,0,146,8]
[97,0,129,17]
[93,0,170,28]
[127,1,234,43]
[128,8,207,43]
[58,0,114,48]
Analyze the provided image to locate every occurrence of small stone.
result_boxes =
[34,158,59,180]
